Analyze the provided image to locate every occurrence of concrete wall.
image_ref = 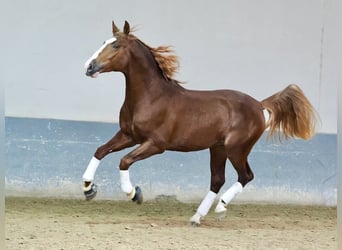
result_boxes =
[2,0,339,133]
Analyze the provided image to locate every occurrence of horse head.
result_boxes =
[84,21,131,78]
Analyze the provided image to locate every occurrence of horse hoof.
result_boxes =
[214,201,227,214]
[216,211,227,221]
[215,201,227,220]
[190,221,200,227]
[189,213,201,227]
[132,186,143,204]
[84,183,97,201]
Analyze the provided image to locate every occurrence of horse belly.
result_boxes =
[167,117,225,151]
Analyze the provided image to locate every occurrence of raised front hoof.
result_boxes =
[83,183,98,201]
[131,186,143,205]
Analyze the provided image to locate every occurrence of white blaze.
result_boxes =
[84,37,117,70]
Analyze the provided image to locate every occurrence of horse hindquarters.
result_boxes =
[190,121,262,225]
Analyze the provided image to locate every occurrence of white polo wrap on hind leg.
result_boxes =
[190,191,217,225]
[197,191,217,216]
[82,157,100,182]
[120,170,135,199]
[221,182,243,203]
[215,182,243,213]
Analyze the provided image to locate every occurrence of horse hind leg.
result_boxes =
[214,154,254,216]
[190,145,227,226]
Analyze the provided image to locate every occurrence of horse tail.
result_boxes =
[261,84,318,141]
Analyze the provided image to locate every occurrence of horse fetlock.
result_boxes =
[82,157,100,182]
[120,170,134,193]
[83,182,98,201]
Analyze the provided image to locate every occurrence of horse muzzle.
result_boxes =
[85,59,102,78]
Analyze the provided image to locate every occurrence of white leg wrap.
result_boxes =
[197,191,217,216]
[221,182,243,204]
[215,182,243,213]
[190,191,217,225]
[120,170,134,195]
[82,157,100,182]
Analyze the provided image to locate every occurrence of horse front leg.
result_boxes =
[118,140,164,204]
[190,146,227,226]
[82,130,135,200]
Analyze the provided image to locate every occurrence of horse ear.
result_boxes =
[123,21,130,35]
[112,21,120,36]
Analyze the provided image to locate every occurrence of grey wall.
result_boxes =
[2,0,339,133]
[5,117,337,205]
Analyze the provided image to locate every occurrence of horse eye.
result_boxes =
[112,42,120,49]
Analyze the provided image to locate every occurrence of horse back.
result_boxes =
[159,88,266,151]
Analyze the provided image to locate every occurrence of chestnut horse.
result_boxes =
[82,21,317,226]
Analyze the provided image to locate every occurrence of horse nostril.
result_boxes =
[85,59,102,77]
[86,60,96,72]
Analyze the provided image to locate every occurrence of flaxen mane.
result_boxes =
[147,45,179,81]
[130,36,179,82]
[121,27,179,82]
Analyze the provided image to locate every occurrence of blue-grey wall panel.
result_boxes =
[5,117,336,205]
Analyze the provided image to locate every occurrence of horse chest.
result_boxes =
[121,101,164,135]
[121,113,154,142]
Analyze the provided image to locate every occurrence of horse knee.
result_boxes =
[94,145,108,160]
[119,156,132,170]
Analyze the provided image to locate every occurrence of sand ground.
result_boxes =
[5,196,336,250]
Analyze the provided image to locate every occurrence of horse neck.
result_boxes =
[123,43,170,105]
